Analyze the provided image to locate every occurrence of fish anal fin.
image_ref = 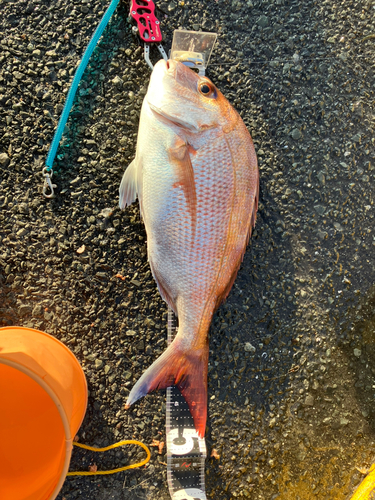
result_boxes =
[126,338,209,438]
[215,255,243,309]
[149,260,176,313]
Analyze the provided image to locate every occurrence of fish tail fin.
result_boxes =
[119,159,137,209]
[126,337,209,437]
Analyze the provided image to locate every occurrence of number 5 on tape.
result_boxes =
[167,428,206,455]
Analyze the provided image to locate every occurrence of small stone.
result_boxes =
[269,417,276,428]
[13,71,24,80]
[104,365,111,375]
[44,311,53,321]
[317,171,325,186]
[244,342,256,353]
[0,153,10,167]
[340,417,350,426]
[291,128,302,140]
[17,227,28,237]
[137,340,144,351]
[85,353,97,362]
[32,304,43,317]
[317,230,328,240]
[95,359,104,369]
[314,205,326,215]
[351,133,361,142]
[19,304,32,316]
[304,394,314,406]
[354,348,361,357]
[257,15,269,28]
[144,317,155,327]
[32,49,42,58]
[124,371,132,380]
[112,75,123,88]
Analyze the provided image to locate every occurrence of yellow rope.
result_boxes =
[67,439,151,476]
[350,465,375,500]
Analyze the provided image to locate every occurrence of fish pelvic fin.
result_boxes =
[119,159,138,210]
[126,337,209,437]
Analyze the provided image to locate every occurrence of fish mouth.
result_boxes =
[155,58,176,74]
[148,102,200,132]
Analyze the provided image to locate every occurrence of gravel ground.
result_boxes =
[1,0,375,499]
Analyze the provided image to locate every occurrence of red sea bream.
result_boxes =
[119,59,259,437]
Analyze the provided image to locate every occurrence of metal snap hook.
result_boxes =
[42,167,57,198]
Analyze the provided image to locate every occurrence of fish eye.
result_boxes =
[198,81,216,98]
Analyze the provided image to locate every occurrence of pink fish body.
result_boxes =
[119,59,258,436]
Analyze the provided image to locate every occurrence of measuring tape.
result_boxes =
[167,309,207,500]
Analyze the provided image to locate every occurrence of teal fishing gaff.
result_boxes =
[43,0,121,197]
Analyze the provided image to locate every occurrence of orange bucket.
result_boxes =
[0,326,87,500]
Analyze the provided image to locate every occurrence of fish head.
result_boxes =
[146,59,237,133]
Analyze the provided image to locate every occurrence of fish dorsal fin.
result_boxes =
[168,138,197,242]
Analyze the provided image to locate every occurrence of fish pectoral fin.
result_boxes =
[168,138,197,241]
[119,159,139,210]
[126,338,209,438]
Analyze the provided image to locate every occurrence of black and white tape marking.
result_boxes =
[166,309,207,500]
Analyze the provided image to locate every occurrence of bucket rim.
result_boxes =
[0,326,88,500]
[0,326,85,364]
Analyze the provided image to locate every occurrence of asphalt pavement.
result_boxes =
[1,0,375,498]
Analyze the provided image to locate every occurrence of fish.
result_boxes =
[119,59,259,437]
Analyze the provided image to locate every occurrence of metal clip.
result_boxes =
[42,167,57,198]
[144,42,167,70]
[144,43,153,70]
[156,43,168,61]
